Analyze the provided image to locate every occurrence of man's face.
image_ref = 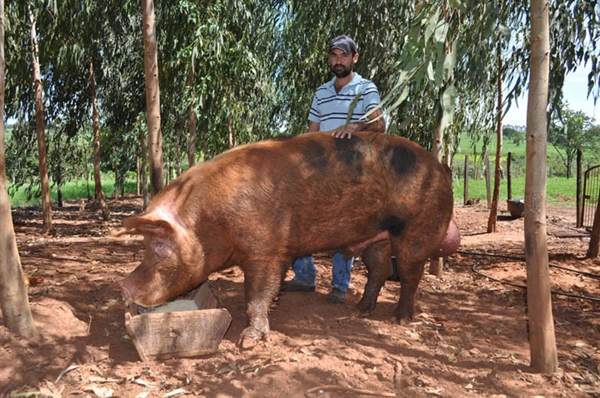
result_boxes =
[329,49,358,78]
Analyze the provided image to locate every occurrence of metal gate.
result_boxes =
[580,165,600,229]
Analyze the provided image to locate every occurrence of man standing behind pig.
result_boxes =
[282,35,385,303]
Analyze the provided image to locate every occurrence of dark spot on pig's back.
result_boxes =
[301,140,328,171]
[379,215,406,237]
[334,135,364,176]
[271,134,294,141]
[388,145,417,175]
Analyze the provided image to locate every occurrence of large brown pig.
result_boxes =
[111,131,454,348]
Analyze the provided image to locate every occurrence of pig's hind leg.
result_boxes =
[238,259,288,349]
[391,245,427,322]
[356,240,392,317]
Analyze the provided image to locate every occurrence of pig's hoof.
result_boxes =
[394,308,414,324]
[237,327,263,350]
[355,300,375,318]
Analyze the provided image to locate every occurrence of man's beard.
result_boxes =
[332,64,352,78]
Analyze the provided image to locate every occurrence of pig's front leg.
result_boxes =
[237,262,285,349]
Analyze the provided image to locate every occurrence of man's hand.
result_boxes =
[331,109,386,139]
[331,123,360,139]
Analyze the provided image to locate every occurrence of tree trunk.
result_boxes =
[141,0,163,196]
[0,3,37,338]
[56,155,62,207]
[576,149,582,227]
[484,153,491,208]
[429,102,445,276]
[29,5,51,234]
[463,154,469,205]
[113,157,118,200]
[89,58,109,220]
[525,0,558,374]
[488,43,503,233]
[187,64,197,168]
[136,157,141,195]
[228,115,234,149]
[176,136,182,177]
[139,123,149,209]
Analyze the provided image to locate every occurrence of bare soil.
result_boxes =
[1,196,599,398]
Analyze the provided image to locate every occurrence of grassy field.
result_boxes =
[454,176,577,207]
[8,180,138,208]
[6,134,582,208]
[453,134,583,207]
[8,175,578,209]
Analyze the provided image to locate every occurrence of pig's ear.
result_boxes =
[109,216,174,239]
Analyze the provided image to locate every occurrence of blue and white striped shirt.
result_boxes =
[308,73,381,131]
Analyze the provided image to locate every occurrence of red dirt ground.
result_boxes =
[1,196,599,397]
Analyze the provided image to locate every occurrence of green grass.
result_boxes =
[454,176,577,207]
[9,175,578,210]
[457,133,564,158]
[8,180,139,208]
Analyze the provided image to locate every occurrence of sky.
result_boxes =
[503,66,599,127]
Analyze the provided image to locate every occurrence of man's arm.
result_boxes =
[307,121,320,133]
[331,107,385,139]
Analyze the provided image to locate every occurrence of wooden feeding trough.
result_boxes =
[124,282,232,361]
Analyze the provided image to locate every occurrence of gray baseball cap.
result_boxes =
[329,35,358,54]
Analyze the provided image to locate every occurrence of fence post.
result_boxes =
[484,153,491,209]
[507,152,512,200]
[576,148,582,228]
[463,154,469,205]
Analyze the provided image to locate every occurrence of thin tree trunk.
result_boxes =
[484,153,491,208]
[525,0,558,374]
[488,42,503,233]
[139,124,149,209]
[188,64,197,168]
[429,102,445,276]
[29,5,51,234]
[89,58,109,220]
[165,162,170,186]
[142,0,163,196]
[113,154,118,200]
[576,149,582,227]
[56,152,62,207]
[0,2,37,338]
[136,157,141,195]
[176,135,182,177]
[228,115,234,149]
[463,154,469,205]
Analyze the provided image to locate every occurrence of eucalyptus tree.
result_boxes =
[190,0,279,157]
[0,0,37,338]
[4,0,111,222]
[525,0,558,375]
[141,0,163,195]
[146,0,280,176]
[549,107,598,178]
[21,2,52,233]
[98,3,146,202]
[47,0,112,219]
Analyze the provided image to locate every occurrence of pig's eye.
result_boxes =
[152,241,172,258]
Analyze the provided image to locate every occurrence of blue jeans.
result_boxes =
[291,252,353,292]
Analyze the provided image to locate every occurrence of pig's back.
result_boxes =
[195,131,453,255]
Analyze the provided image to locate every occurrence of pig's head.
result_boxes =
[110,215,205,308]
